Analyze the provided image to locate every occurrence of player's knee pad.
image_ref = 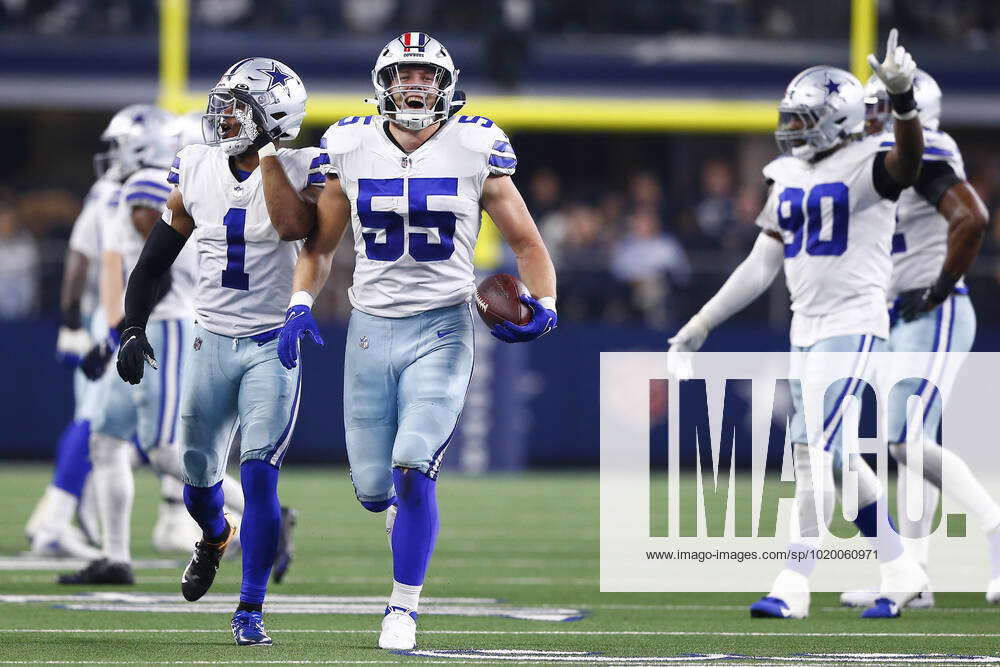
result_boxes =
[147,444,183,480]
[89,433,132,467]
[349,463,394,503]
[360,498,395,513]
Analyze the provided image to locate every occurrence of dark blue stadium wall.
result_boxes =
[5,321,1000,467]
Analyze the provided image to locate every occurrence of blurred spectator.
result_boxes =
[610,208,690,327]
[694,159,736,239]
[553,202,614,322]
[0,200,40,319]
[628,171,665,216]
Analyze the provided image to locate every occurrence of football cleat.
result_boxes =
[271,506,298,584]
[32,524,103,561]
[841,587,934,608]
[181,513,237,602]
[749,596,793,618]
[379,605,418,650]
[231,610,273,646]
[986,577,1000,603]
[750,569,809,619]
[861,597,901,618]
[58,558,134,585]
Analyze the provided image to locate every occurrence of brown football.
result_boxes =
[474,273,532,328]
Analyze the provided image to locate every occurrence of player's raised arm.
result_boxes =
[258,142,320,241]
[480,173,558,343]
[868,28,924,187]
[897,177,989,321]
[116,188,193,384]
[276,175,352,369]
[668,229,784,366]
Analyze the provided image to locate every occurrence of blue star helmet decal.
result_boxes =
[258,62,292,91]
[824,77,841,96]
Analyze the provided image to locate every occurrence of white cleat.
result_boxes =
[24,489,52,543]
[386,505,397,551]
[378,606,417,650]
[860,555,932,618]
[152,501,203,553]
[841,587,934,608]
[30,525,102,560]
[986,577,1000,603]
[750,569,810,619]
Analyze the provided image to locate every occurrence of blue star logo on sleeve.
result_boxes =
[824,77,841,96]
[258,63,292,91]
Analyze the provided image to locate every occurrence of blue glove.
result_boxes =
[490,295,557,344]
[278,305,325,369]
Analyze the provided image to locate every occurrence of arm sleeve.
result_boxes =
[697,232,785,329]
[871,151,905,201]
[913,160,962,207]
[122,220,187,329]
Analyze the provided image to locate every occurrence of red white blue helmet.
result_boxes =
[775,66,864,160]
[204,57,307,156]
[864,68,942,133]
[94,104,177,180]
[371,32,459,131]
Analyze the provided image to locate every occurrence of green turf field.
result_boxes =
[2,463,998,665]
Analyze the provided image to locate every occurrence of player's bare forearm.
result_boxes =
[100,250,125,327]
[293,176,350,298]
[165,189,195,238]
[938,181,988,280]
[885,115,923,187]
[481,175,557,300]
[131,207,159,239]
[260,155,317,241]
[60,248,89,328]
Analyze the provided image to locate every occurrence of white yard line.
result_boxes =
[8,629,1000,637]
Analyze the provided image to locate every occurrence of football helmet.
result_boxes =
[94,105,176,180]
[775,66,864,160]
[370,32,459,131]
[203,57,307,156]
[864,68,942,134]
[168,111,206,151]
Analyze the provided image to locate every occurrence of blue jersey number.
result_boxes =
[357,177,458,262]
[221,207,249,290]
[778,182,849,257]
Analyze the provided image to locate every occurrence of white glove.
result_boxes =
[867,28,916,95]
[56,326,93,366]
[666,314,710,380]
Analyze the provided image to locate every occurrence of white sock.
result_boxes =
[895,461,939,569]
[89,433,134,564]
[37,486,79,538]
[159,474,185,503]
[389,580,423,611]
[221,474,245,514]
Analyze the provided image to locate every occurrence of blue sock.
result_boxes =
[183,481,227,541]
[855,497,904,562]
[391,468,439,586]
[51,420,91,498]
[239,459,281,606]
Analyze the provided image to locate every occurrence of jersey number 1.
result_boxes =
[777,182,849,258]
[358,177,458,262]
[222,208,250,290]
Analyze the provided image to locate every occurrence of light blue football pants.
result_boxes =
[886,293,975,444]
[89,318,192,453]
[178,323,301,488]
[344,303,475,503]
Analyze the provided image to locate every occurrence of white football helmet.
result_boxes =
[370,32,459,131]
[94,105,177,180]
[203,57,307,156]
[864,68,942,135]
[167,111,206,151]
[775,66,864,160]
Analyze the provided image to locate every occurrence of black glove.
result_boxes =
[896,287,946,323]
[116,326,157,385]
[79,340,114,380]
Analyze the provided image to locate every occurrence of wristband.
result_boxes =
[537,296,556,313]
[257,142,277,159]
[889,88,917,116]
[288,290,314,309]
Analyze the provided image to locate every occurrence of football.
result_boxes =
[474,273,532,328]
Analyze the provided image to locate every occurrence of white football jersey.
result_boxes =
[756,135,896,347]
[68,177,120,320]
[107,167,196,322]
[319,114,516,318]
[884,129,967,301]
[166,144,321,337]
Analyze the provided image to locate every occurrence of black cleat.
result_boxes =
[272,506,298,584]
[58,558,134,585]
[181,513,237,602]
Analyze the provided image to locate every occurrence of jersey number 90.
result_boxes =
[777,182,849,258]
[358,177,458,262]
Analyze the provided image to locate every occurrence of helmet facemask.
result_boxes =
[93,139,124,181]
[377,63,453,131]
[203,88,273,156]
[775,103,844,160]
